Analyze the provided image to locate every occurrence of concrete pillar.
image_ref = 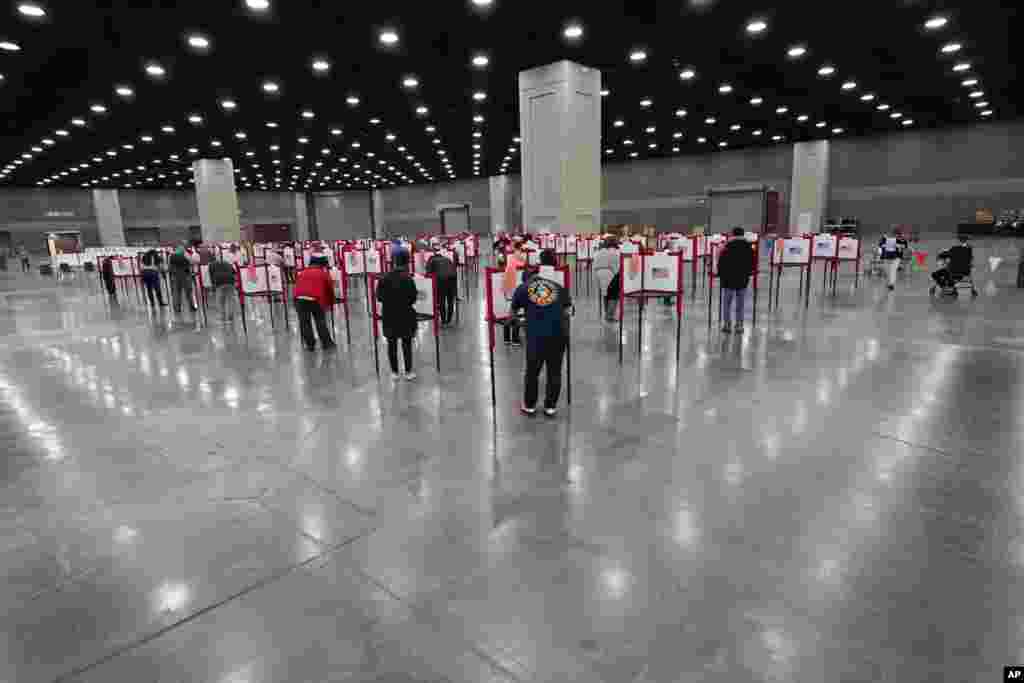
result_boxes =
[372,189,386,238]
[304,193,319,240]
[193,159,241,242]
[518,61,602,234]
[489,175,508,234]
[92,189,126,246]
[293,192,311,241]
[788,140,830,234]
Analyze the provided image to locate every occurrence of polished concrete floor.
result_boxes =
[1,238,1023,683]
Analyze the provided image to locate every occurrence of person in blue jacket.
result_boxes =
[511,249,573,417]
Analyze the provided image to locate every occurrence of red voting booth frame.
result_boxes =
[706,239,762,330]
[812,236,863,296]
[617,252,685,366]
[367,271,441,378]
[328,261,353,347]
[237,263,290,335]
[337,244,387,315]
[484,264,573,417]
[767,237,813,311]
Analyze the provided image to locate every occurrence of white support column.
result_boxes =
[193,159,241,242]
[92,189,126,246]
[372,189,386,238]
[489,175,508,234]
[518,61,602,234]
[293,192,311,241]
[788,141,831,234]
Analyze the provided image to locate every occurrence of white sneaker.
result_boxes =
[404,372,417,381]
[391,372,402,381]
[544,407,557,417]
[521,404,537,415]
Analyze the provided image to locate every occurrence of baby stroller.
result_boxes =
[930,252,977,298]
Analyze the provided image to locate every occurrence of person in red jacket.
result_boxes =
[292,258,336,351]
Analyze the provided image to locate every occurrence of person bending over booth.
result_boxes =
[426,250,457,326]
[168,247,197,313]
[376,252,418,381]
[511,249,574,417]
[717,227,755,334]
[931,235,974,293]
[292,258,336,351]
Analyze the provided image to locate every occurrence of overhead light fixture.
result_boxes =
[832,127,844,134]
[563,23,583,40]
[817,65,836,77]
[876,103,890,111]
[673,131,683,139]
[472,91,487,101]
[115,85,134,97]
[704,117,716,124]
[746,19,767,34]
[980,109,993,117]
[600,89,609,97]
[718,141,728,148]
[718,84,733,94]
[860,93,876,102]
[17,3,46,17]
[90,104,107,113]
[145,63,166,77]
[245,0,270,10]
[797,114,809,122]
[841,81,857,91]
[629,49,647,63]
[415,105,428,115]
[675,108,687,118]
[613,119,624,127]
[961,78,979,87]
[188,114,202,124]
[640,98,652,107]
[952,62,971,72]
[220,99,237,110]
[941,42,962,54]
[265,121,278,128]
[679,68,696,80]
[235,131,247,139]
[312,58,330,72]
[925,16,948,30]
[71,118,86,126]
[815,121,827,128]
[161,125,175,133]
[749,97,763,105]
[787,45,807,58]
[473,114,485,123]
[262,81,280,93]
[645,126,656,133]
[0,41,22,52]
[379,29,399,45]
[298,137,309,144]
[775,106,789,114]
[302,109,315,119]
[402,76,419,89]
[752,129,763,137]
[730,124,741,131]
[974,100,989,108]
[187,34,210,50]
[901,119,914,126]
[890,112,902,119]
[969,90,984,98]
[346,95,360,106]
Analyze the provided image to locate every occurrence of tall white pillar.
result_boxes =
[489,175,508,234]
[293,192,311,241]
[372,189,386,238]
[193,159,241,242]
[92,189,126,246]
[788,141,830,234]
[518,61,602,234]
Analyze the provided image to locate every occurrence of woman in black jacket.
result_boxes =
[717,228,755,333]
[376,252,419,381]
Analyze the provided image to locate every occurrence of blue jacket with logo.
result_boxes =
[511,272,573,347]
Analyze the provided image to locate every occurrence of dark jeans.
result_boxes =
[21,258,30,273]
[503,320,520,344]
[295,298,333,349]
[524,335,567,410]
[142,269,165,306]
[387,336,413,373]
[439,277,457,324]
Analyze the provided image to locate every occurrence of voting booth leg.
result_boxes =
[618,313,624,365]
[343,300,352,346]
[675,308,682,362]
[707,278,714,329]
[488,333,497,410]
[372,337,381,377]
[240,300,248,336]
[268,295,276,330]
[434,331,441,373]
[200,287,208,328]
[752,282,759,326]
[566,330,572,407]
[637,299,644,359]
[805,266,812,308]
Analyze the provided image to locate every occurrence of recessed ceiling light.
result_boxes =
[674,109,687,118]
[876,103,890,111]
[640,98,652,107]
[600,89,609,97]
[220,99,237,110]
[347,95,360,106]
[749,97,763,105]
[648,143,657,149]
[71,118,86,127]
[924,16,948,30]
[645,126,656,133]
[145,63,166,77]
[262,81,280,93]
[269,144,280,151]
[161,125,175,133]
[90,103,107,114]
[613,119,625,128]
[817,65,836,77]
[473,115,485,123]
[415,105,428,115]
[860,93,876,101]
[246,0,270,10]
[961,78,978,87]
[718,84,733,94]
[629,152,638,158]
[265,121,278,128]
[298,137,309,144]
[623,139,633,146]
[30,146,42,153]
[832,127,844,134]
[797,114,809,122]
[115,85,134,97]
[0,40,22,52]
[302,109,315,119]
[941,42,962,54]
[890,112,902,119]
[841,81,857,91]
[235,131,247,139]
[188,114,203,124]
[787,45,807,58]
[17,3,45,17]
[673,131,683,139]
[563,23,584,40]
[815,121,827,128]
[629,49,647,63]
[980,109,993,117]
[704,117,716,125]
[969,90,984,98]
[210,140,222,147]
[718,141,728,148]
[187,34,210,50]
[752,129,763,137]
[775,106,788,114]
[730,124,742,131]
[952,62,971,72]
[312,58,330,72]
[378,29,399,45]
[974,101,989,108]
[472,91,487,101]
[746,19,767,34]
[901,119,914,126]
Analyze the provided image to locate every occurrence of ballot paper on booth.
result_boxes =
[676,238,695,261]
[537,265,566,288]
[566,235,577,255]
[489,269,523,320]
[414,250,431,274]
[466,240,477,258]
[345,250,365,275]
[778,238,811,265]
[454,242,466,264]
[622,255,643,294]
[813,234,838,258]
[365,250,382,274]
[412,274,434,318]
[837,238,860,260]
[330,268,343,299]
[576,239,590,259]
[242,265,268,294]
[267,265,284,292]
[283,246,296,266]
[644,253,680,293]
[199,265,212,288]
[527,250,541,266]
[112,259,134,277]
[694,235,707,257]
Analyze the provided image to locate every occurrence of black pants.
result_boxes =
[503,320,521,344]
[387,336,413,373]
[524,335,567,410]
[932,268,960,289]
[142,269,165,306]
[103,275,116,297]
[295,299,333,349]
[439,277,457,324]
[21,258,30,273]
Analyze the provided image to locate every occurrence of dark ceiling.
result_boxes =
[0,0,1018,192]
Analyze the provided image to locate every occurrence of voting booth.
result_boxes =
[367,271,441,377]
[706,237,762,330]
[618,251,685,365]
[327,263,352,346]
[768,237,813,310]
[238,263,289,333]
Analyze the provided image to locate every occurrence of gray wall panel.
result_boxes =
[314,192,373,240]
[0,189,98,253]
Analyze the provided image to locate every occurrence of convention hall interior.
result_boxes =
[1,0,1023,681]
